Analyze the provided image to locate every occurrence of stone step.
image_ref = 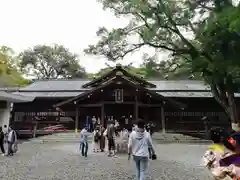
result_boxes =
[30,132,210,144]
[29,132,93,143]
[153,139,211,144]
[151,133,210,143]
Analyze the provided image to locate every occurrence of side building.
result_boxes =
[11,65,233,137]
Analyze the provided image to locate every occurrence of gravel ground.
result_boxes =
[0,142,212,180]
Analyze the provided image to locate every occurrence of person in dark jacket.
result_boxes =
[0,127,5,155]
[99,125,105,152]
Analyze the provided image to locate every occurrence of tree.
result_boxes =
[0,46,29,87]
[19,44,87,79]
[195,5,240,129]
[85,0,240,128]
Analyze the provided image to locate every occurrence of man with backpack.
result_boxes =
[128,119,157,180]
[106,121,116,157]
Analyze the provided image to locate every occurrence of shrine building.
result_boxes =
[9,64,234,137]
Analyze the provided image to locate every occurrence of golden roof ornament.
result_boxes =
[116,71,123,76]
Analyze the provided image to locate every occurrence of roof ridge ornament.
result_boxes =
[116,63,122,68]
[116,71,123,76]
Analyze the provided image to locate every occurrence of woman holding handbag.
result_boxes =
[128,119,157,180]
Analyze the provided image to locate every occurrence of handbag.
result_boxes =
[151,154,157,160]
[12,142,18,153]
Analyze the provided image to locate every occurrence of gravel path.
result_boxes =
[0,142,212,180]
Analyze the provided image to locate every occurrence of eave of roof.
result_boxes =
[0,91,35,102]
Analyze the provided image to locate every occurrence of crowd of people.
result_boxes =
[0,125,18,156]
[202,127,240,180]
[79,119,157,180]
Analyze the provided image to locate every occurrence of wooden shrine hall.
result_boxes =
[10,64,231,136]
[53,64,185,132]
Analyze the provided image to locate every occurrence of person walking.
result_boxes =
[0,127,5,156]
[128,119,157,180]
[93,127,100,152]
[79,126,89,157]
[6,126,17,156]
[99,125,105,152]
[106,122,116,157]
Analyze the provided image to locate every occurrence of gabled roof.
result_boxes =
[53,76,186,108]
[82,64,156,88]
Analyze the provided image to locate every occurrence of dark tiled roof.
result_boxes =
[159,92,240,98]
[149,80,209,91]
[18,79,209,91]
[13,91,82,98]
[13,91,240,98]
[19,79,90,91]
[11,79,215,98]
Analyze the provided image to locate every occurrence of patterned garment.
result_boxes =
[202,144,240,179]
[202,144,225,168]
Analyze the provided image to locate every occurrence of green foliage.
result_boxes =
[19,44,87,79]
[196,6,240,84]
[0,46,29,87]
[85,0,201,60]
[86,0,240,123]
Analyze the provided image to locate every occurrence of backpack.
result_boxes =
[94,131,100,142]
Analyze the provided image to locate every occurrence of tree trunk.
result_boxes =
[226,90,240,131]
[210,81,239,131]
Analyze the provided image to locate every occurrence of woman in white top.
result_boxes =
[92,128,100,152]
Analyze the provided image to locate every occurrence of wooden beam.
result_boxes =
[77,102,162,107]
[78,103,102,107]
[103,101,135,105]
[138,103,162,107]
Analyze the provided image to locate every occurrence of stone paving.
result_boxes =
[0,142,212,180]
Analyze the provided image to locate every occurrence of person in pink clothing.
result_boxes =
[203,129,240,180]
[218,133,240,179]
[202,128,227,173]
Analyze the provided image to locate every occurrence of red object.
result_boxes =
[228,137,236,146]
[43,125,68,133]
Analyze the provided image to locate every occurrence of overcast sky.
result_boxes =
[0,0,160,73]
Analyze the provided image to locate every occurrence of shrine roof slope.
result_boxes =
[0,91,35,102]
[18,79,209,91]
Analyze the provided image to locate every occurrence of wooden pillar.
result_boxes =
[33,123,37,138]
[134,95,138,121]
[161,106,166,133]
[75,107,79,135]
[101,104,105,126]
[58,111,60,123]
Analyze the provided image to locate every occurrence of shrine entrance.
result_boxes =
[104,103,134,127]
